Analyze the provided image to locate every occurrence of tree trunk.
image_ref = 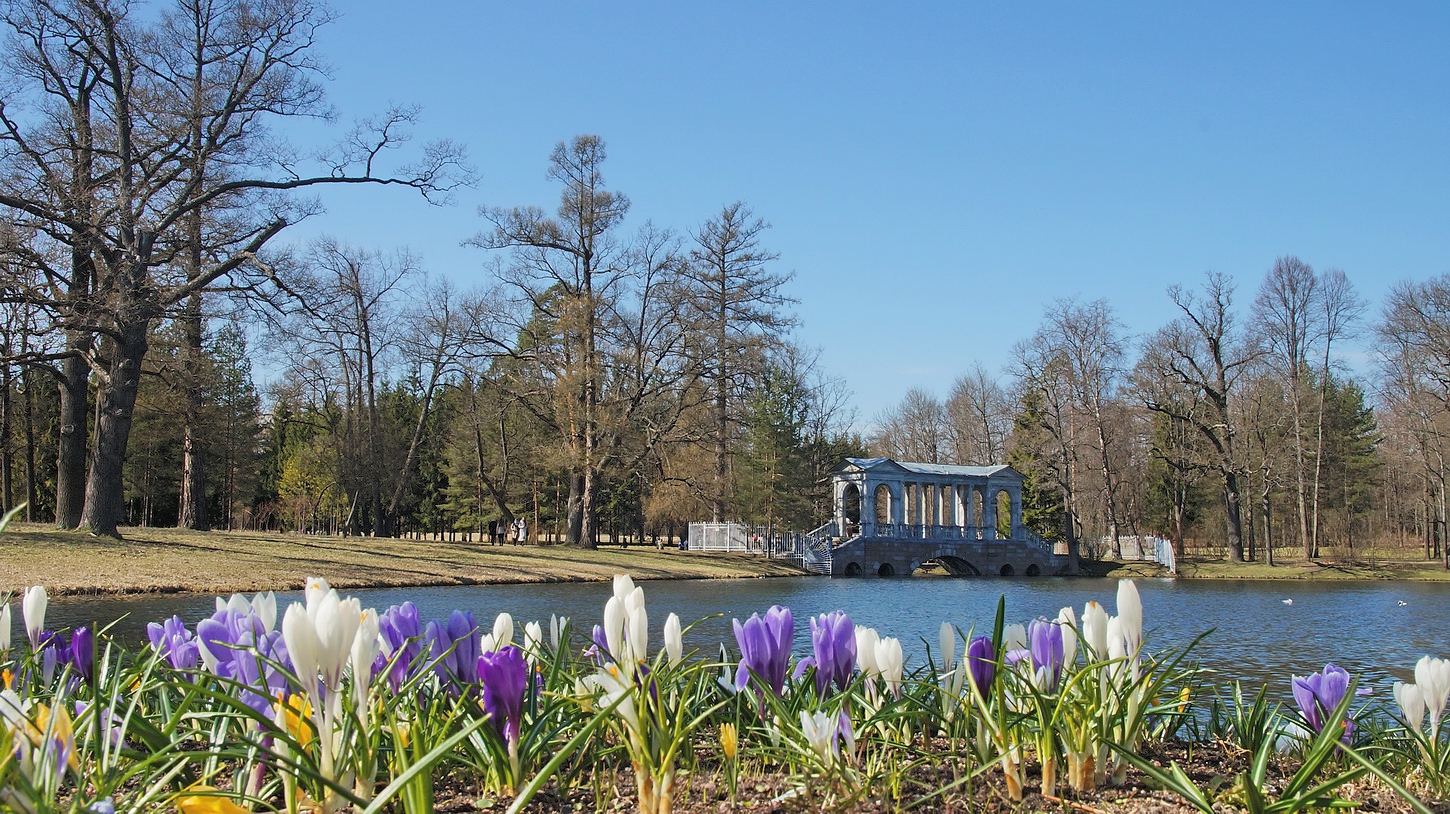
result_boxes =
[566,471,588,547]
[55,348,91,529]
[178,293,210,530]
[79,316,151,537]
[1224,471,1245,562]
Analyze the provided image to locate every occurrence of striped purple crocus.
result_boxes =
[1292,663,1355,743]
[809,611,856,697]
[147,615,201,671]
[733,605,793,698]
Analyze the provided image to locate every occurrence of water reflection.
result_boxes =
[38,576,1450,694]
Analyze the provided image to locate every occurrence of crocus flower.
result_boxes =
[147,616,201,671]
[522,621,545,661]
[1415,656,1450,734]
[939,621,956,673]
[23,586,46,650]
[1081,601,1109,658]
[966,635,996,697]
[425,610,480,688]
[1003,622,1027,654]
[375,602,425,692]
[478,645,529,747]
[800,709,851,766]
[1394,682,1426,730]
[732,605,793,697]
[1292,663,1354,743]
[875,636,904,697]
[1028,618,1064,690]
[70,627,94,683]
[1116,579,1143,660]
[664,613,683,667]
[855,625,880,677]
[549,614,565,651]
[491,613,515,651]
[0,602,10,653]
[809,611,855,697]
[1055,607,1078,666]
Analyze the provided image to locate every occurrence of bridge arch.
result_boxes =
[841,483,861,526]
[877,562,896,577]
[921,555,981,577]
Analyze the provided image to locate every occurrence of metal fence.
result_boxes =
[686,522,805,558]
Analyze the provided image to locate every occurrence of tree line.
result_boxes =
[870,261,1450,568]
[0,1,858,548]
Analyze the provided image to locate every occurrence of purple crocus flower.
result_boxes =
[196,610,292,716]
[478,645,529,747]
[374,603,425,692]
[966,635,996,696]
[426,610,480,689]
[809,611,856,697]
[1028,618,1064,690]
[584,624,610,665]
[70,626,94,682]
[1292,663,1355,743]
[732,605,793,698]
[147,615,201,671]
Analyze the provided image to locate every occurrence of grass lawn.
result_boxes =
[0,523,805,596]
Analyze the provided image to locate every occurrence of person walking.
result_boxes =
[513,517,527,545]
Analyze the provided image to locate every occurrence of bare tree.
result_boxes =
[871,388,948,463]
[0,0,469,537]
[944,363,1010,464]
[1135,272,1258,562]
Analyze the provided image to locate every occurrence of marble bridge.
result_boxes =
[802,457,1074,577]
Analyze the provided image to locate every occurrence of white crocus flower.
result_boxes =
[1415,656,1450,734]
[304,576,331,609]
[22,585,47,649]
[524,621,544,663]
[625,592,649,665]
[219,593,248,615]
[351,608,382,724]
[855,626,881,677]
[613,574,635,603]
[876,636,905,697]
[1394,682,1426,731]
[253,592,277,633]
[492,612,515,649]
[1003,623,1027,654]
[314,593,363,691]
[1116,580,1143,660]
[549,614,565,651]
[939,622,956,673]
[0,603,10,653]
[1081,601,1109,659]
[800,710,839,765]
[479,633,497,654]
[282,603,322,699]
[585,664,640,734]
[1056,606,1078,666]
[1106,616,1128,684]
[664,613,683,667]
[603,596,626,663]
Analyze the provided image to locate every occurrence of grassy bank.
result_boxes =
[1086,554,1450,581]
[0,523,805,596]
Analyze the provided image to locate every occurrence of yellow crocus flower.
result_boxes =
[174,786,251,814]
[719,722,738,760]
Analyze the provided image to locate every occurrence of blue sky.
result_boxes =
[281,2,1450,422]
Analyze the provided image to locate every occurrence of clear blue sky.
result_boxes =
[282,2,1450,423]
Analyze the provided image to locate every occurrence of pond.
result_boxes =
[38,575,1450,696]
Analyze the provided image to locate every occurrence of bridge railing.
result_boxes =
[866,523,997,541]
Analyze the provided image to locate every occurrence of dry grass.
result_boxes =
[0,523,805,596]
[1086,553,1450,581]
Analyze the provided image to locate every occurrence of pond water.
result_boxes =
[37,575,1450,696]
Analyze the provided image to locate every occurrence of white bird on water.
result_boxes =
[1398,600,1409,606]
[1282,598,1293,605]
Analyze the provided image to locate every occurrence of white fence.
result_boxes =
[1113,534,1177,572]
[686,522,801,557]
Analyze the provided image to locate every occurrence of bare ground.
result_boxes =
[0,523,805,597]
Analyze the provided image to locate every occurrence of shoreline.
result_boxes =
[4,523,1447,597]
[0,523,807,598]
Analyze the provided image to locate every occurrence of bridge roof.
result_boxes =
[837,457,1020,480]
